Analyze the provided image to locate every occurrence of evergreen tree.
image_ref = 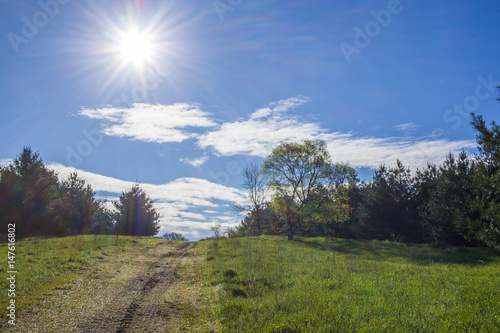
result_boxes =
[114,184,160,236]
[419,152,480,245]
[0,147,63,236]
[470,113,500,248]
[357,160,422,242]
[60,172,97,234]
[90,201,115,235]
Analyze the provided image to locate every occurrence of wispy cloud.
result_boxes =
[198,96,324,156]
[197,96,476,169]
[48,163,246,240]
[180,156,209,167]
[395,122,419,131]
[323,134,476,169]
[250,95,311,119]
[78,103,216,143]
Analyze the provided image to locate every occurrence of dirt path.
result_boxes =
[10,241,199,333]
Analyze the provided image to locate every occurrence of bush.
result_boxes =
[162,232,189,241]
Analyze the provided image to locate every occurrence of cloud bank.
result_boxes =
[196,97,475,169]
[78,97,476,169]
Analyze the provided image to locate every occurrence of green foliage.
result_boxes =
[470,113,500,249]
[162,231,189,241]
[114,183,160,236]
[0,147,115,237]
[210,222,223,239]
[90,202,115,235]
[60,172,98,235]
[472,113,500,167]
[238,204,282,237]
[238,126,500,249]
[418,152,481,245]
[0,147,64,236]
[262,140,357,240]
[356,160,422,242]
[208,236,500,332]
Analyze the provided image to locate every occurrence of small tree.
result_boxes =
[162,232,188,241]
[210,223,222,239]
[263,140,357,240]
[235,164,268,235]
[114,184,160,236]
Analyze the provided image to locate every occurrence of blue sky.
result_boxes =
[1,0,499,239]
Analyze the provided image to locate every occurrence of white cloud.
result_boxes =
[158,220,239,240]
[180,156,209,167]
[250,95,311,119]
[217,215,237,222]
[0,159,12,167]
[78,103,216,143]
[75,97,474,170]
[323,134,476,169]
[198,117,325,157]
[47,163,246,240]
[198,96,319,156]
[177,211,207,220]
[395,122,419,131]
[197,96,476,169]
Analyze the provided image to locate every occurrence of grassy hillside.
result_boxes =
[206,236,500,332]
[1,235,500,332]
[0,235,216,332]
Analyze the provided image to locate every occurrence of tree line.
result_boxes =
[233,113,500,249]
[0,147,160,238]
[2,109,499,248]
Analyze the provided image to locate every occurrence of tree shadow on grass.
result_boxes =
[293,237,500,266]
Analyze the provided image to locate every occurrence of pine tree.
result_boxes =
[114,184,160,236]
[0,147,63,236]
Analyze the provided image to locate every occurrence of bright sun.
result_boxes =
[117,29,155,66]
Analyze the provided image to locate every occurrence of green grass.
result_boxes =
[0,235,160,318]
[2,235,500,332]
[206,236,500,332]
[0,235,219,332]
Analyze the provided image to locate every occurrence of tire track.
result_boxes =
[79,242,196,333]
